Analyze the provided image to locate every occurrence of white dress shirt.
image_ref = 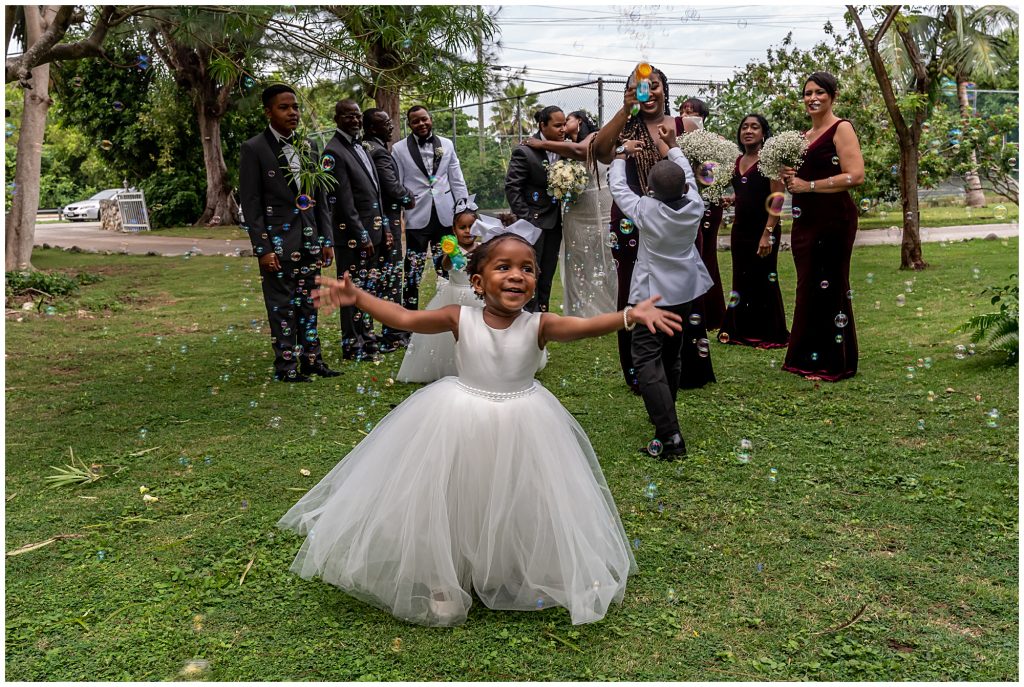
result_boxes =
[417,137,435,177]
[539,133,559,165]
[269,125,300,174]
[338,129,379,189]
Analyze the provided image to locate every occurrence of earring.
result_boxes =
[474,289,484,301]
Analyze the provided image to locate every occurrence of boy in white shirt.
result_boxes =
[609,124,713,459]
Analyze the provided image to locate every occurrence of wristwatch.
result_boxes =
[615,145,626,155]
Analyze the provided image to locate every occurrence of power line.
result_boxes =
[499,45,738,69]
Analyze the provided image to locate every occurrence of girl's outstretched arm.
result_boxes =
[539,295,682,346]
[315,273,459,336]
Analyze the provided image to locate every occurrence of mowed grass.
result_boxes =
[4,238,1018,681]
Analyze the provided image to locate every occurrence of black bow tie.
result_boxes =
[416,134,433,147]
[351,136,361,145]
[280,134,295,146]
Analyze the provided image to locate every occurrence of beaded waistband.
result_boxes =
[456,380,537,400]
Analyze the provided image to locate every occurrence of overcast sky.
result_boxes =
[486,2,854,91]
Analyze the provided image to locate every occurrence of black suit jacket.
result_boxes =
[504,133,560,231]
[317,132,384,247]
[239,128,331,260]
[364,136,411,234]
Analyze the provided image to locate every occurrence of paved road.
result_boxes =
[33,220,251,257]
[32,219,1019,257]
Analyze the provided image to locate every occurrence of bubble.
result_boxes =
[321,154,336,171]
[791,207,802,219]
[632,537,641,550]
[994,205,1007,220]
[268,416,281,429]
[99,139,113,151]
[138,428,148,441]
[619,218,634,235]
[767,467,778,483]
[180,659,210,678]
[846,289,854,300]
[896,294,906,307]
[819,280,829,289]
[736,438,752,464]
[696,338,710,357]
[740,176,748,184]
[647,439,663,457]
[687,313,702,326]
[97,550,107,561]
[644,481,658,499]
[834,312,848,328]
[953,344,967,360]
[1007,158,1017,170]
[921,121,931,133]
[866,272,874,284]
[765,192,785,217]
[697,162,718,186]
[295,194,313,211]
[71,76,83,88]
[243,75,256,88]
[986,408,1000,428]
[967,343,976,356]
[834,334,844,343]
[112,101,125,112]
[604,233,618,248]
[667,587,679,604]
[831,155,840,166]
[859,198,871,211]
[810,352,819,362]
[401,38,412,49]
[768,272,778,283]
[718,331,730,343]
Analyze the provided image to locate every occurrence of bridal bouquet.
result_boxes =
[676,130,740,204]
[757,130,808,181]
[546,159,589,213]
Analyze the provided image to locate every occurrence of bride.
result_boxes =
[523,110,617,317]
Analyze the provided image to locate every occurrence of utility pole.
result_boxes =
[476,6,485,163]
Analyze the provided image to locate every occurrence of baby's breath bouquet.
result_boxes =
[757,130,808,181]
[676,130,740,204]
[546,159,589,213]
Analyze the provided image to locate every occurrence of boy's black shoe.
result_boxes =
[277,373,312,383]
[302,363,341,378]
[638,434,687,460]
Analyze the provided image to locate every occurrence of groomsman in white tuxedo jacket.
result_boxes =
[391,105,469,313]
[609,123,712,460]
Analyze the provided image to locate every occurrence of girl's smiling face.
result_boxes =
[470,237,538,313]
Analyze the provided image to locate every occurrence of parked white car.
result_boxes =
[61,189,123,221]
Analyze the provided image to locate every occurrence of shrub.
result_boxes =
[5,270,104,298]
[955,275,1019,365]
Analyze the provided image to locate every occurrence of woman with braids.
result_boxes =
[525,110,616,317]
[593,67,715,393]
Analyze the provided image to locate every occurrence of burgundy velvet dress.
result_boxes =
[719,156,789,348]
[697,203,726,331]
[781,120,858,381]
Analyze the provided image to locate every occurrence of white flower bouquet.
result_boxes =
[545,159,589,213]
[676,130,740,204]
[757,130,808,181]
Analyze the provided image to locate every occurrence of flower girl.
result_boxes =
[396,208,482,383]
[278,231,682,627]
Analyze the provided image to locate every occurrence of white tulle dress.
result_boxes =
[278,306,637,626]
[396,267,482,383]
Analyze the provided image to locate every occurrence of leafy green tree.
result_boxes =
[489,80,543,139]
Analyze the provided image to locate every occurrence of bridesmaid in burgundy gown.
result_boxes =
[719,113,789,348]
[780,72,865,381]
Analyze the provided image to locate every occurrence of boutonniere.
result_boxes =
[433,146,443,162]
[361,141,374,152]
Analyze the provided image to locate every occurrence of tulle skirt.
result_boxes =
[277,377,637,627]
[396,280,482,383]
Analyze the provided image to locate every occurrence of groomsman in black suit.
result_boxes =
[317,99,386,361]
[362,107,416,351]
[504,105,567,312]
[239,84,339,382]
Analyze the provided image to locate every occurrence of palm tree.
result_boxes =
[489,80,542,140]
[935,5,1018,206]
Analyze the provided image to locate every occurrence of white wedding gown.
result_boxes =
[560,162,618,317]
[278,306,636,627]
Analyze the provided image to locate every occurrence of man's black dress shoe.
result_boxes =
[302,363,341,378]
[638,434,687,460]
[277,373,313,383]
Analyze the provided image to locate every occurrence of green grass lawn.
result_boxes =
[5,240,1018,680]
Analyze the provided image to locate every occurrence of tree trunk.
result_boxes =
[957,79,986,208]
[374,85,401,144]
[898,136,927,271]
[194,105,238,226]
[5,6,57,271]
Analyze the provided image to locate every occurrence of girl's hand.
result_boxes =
[629,296,684,335]
[757,233,773,257]
[523,137,545,150]
[314,273,358,316]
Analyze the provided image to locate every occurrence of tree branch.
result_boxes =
[5,5,77,85]
[870,5,902,51]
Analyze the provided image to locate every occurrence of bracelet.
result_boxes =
[623,306,636,331]
[809,180,816,192]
